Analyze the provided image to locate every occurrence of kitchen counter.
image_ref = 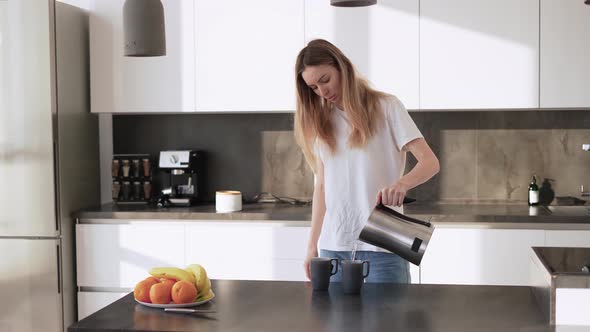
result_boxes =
[68,279,565,332]
[530,247,590,325]
[75,202,590,229]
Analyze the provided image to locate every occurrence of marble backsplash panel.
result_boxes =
[113,111,590,203]
[409,111,590,202]
[260,131,313,199]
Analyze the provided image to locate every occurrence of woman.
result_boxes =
[295,39,440,283]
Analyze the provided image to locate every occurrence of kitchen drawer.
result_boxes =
[544,230,590,247]
[185,223,309,281]
[76,223,186,288]
[185,223,310,261]
[191,257,306,281]
[421,228,545,286]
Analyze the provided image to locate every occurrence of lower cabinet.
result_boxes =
[420,228,546,286]
[185,223,310,281]
[75,222,311,319]
[75,221,590,319]
[76,223,186,288]
[77,292,128,320]
[544,230,590,247]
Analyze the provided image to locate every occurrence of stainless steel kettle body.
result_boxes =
[358,204,434,266]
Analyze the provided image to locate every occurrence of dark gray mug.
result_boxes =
[342,260,370,294]
[310,257,339,291]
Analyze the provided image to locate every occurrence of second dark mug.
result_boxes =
[310,257,338,291]
[342,260,370,294]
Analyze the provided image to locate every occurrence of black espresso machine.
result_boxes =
[157,150,206,206]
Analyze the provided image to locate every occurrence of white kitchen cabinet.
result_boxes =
[420,228,545,286]
[77,292,128,320]
[194,0,304,112]
[544,230,590,247]
[304,0,419,110]
[76,223,186,288]
[540,0,590,108]
[185,223,310,281]
[89,0,195,113]
[420,0,539,109]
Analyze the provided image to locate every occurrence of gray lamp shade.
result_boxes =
[331,0,377,7]
[123,0,166,57]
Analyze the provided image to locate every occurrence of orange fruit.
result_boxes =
[160,278,177,286]
[171,280,198,304]
[145,276,160,284]
[149,281,173,304]
[134,278,159,303]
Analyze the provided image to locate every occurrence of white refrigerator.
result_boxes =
[0,1,99,331]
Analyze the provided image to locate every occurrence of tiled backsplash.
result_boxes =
[113,111,590,203]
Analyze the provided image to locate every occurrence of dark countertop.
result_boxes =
[75,202,590,229]
[68,280,560,332]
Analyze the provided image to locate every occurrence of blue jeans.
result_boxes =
[319,249,410,284]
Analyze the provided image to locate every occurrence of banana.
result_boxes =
[149,267,196,284]
[185,264,210,293]
[195,289,214,302]
[199,277,211,296]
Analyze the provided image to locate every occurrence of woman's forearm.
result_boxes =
[400,155,440,190]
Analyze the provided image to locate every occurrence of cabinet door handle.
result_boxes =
[56,244,61,294]
[53,141,60,234]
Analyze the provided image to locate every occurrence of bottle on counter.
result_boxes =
[528,175,540,206]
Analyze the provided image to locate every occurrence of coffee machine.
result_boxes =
[158,150,205,206]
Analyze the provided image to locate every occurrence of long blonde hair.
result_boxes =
[294,39,387,173]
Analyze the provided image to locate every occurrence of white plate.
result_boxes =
[135,292,215,308]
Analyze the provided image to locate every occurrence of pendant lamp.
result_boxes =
[331,0,377,7]
[123,0,166,56]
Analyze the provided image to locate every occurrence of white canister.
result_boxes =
[215,190,242,213]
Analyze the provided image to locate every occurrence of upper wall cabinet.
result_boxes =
[540,0,590,109]
[420,0,539,110]
[90,0,195,113]
[194,0,304,112]
[304,0,419,110]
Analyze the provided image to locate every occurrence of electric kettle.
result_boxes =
[358,203,434,266]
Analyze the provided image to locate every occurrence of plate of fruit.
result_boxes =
[134,264,215,308]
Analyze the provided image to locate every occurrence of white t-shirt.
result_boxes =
[316,96,423,252]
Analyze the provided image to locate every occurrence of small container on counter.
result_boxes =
[143,181,152,200]
[132,181,142,200]
[216,190,242,213]
[121,160,131,178]
[142,158,151,177]
[111,160,120,177]
[121,181,131,200]
[132,159,140,178]
[112,181,121,201]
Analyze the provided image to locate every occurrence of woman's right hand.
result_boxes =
[304,247,319,280]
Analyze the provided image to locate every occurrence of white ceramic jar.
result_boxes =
[215,190,242,213]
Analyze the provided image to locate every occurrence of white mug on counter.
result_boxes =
[216,190,242,213]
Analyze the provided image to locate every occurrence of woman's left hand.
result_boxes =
[376,181,410,207]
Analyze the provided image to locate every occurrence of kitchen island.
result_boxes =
[69,279,566,332]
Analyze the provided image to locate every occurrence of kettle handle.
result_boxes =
[376,203,432,227]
